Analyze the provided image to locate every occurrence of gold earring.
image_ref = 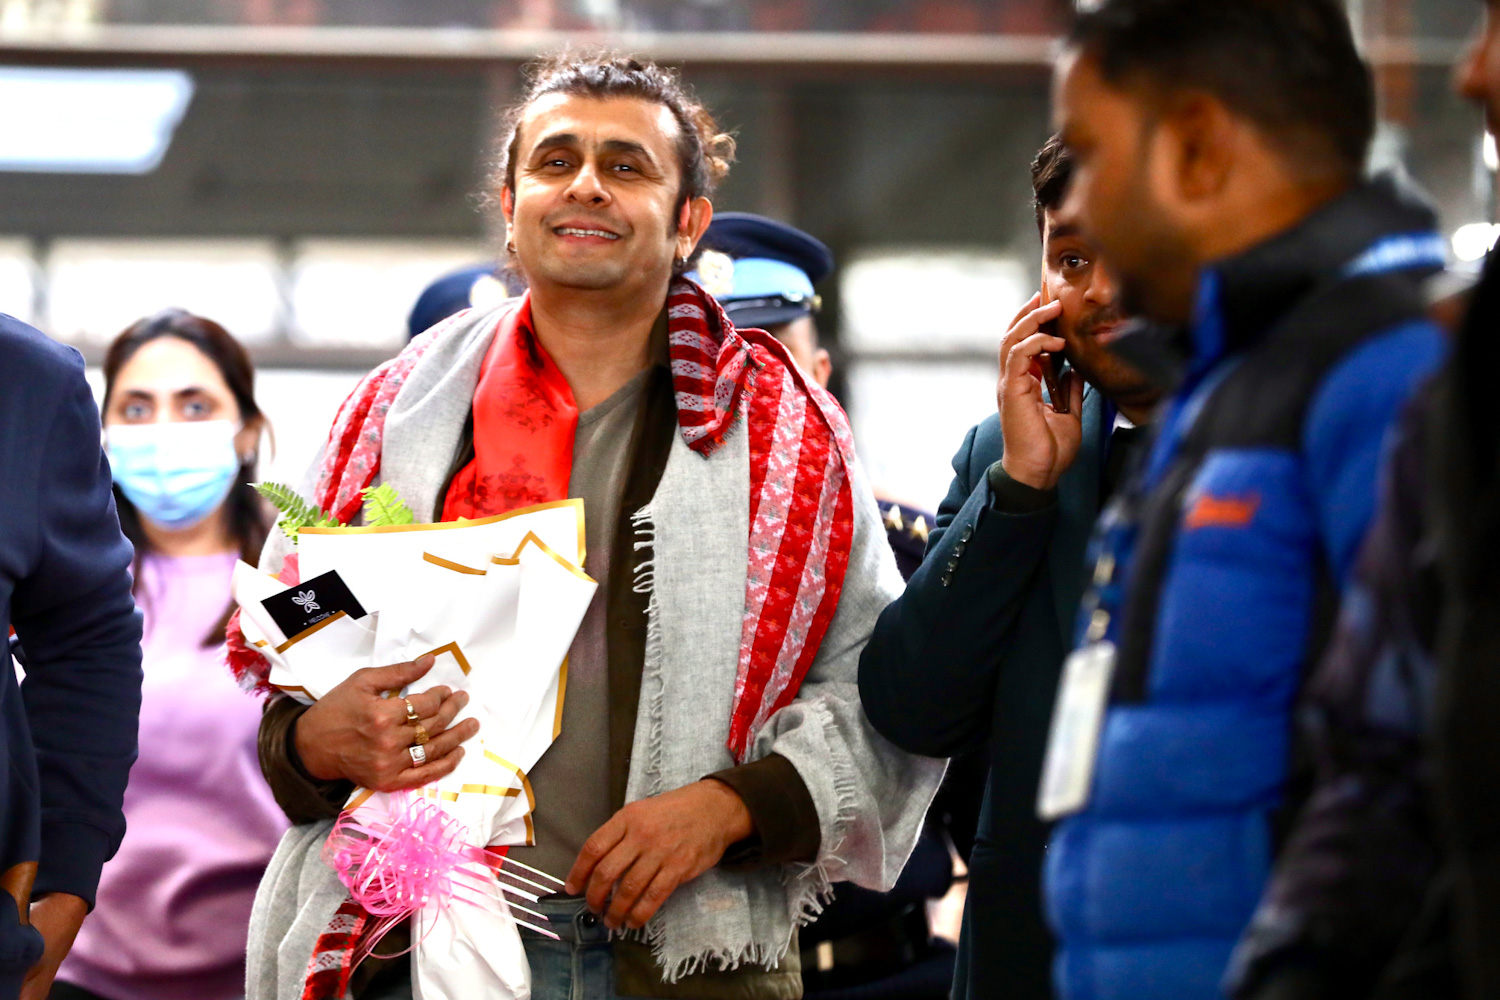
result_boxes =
[506,239,516,254]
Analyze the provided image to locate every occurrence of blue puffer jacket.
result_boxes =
[1044,179,1449,1000]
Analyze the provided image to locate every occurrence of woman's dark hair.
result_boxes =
[1069,0,1375,180]
[103,308,270,647]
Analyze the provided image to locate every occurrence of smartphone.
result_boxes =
[1037,285,1069,414]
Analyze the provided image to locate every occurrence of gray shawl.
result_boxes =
[246,306,945,996]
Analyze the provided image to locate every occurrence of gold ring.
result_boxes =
[402,698,420,723]
[412,722,430,745]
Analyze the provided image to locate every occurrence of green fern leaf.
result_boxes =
[253,481,307,518]
[254,481,337,544]
[360,483,416,528]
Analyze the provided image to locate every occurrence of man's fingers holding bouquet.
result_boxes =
[360,654,438,697]
[293,653,478,789]
[384,723,476,791]
[406,685,468,747]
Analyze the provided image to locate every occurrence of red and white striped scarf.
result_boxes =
[671,285,857,759]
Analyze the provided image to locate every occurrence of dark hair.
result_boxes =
[489,51,735,264]
[103,309,271,647]
[1032,134,1074,234]
[1068,0,1375,178]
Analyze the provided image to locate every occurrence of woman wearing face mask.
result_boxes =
[50,310,288,1000]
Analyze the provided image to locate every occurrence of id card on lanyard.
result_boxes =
[1038,640,1116,820]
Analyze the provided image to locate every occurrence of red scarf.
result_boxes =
[441,296,576,520]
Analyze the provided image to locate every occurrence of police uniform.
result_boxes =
[878,499,932,584]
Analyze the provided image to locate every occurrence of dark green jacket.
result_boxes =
[857,386,1111,1000]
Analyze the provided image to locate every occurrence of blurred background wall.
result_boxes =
[0,0,1486,509]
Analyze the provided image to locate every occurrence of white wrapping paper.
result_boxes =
[232,501,596,1000]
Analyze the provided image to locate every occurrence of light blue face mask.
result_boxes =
[105,420,244,531]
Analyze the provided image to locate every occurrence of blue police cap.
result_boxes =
[691,212,834,330]
[406,264,515,340]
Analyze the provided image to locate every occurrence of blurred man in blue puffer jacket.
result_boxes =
[1228,4,1500,997]
[1043,2,1449,998]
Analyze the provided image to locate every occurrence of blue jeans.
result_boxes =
[521,895,666,1000]
[362,896,662,1000]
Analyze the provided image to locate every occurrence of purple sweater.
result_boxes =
[60,552,288,1000]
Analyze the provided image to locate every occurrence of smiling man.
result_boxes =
[856,135,1156,1000]
[1040,2,1449,998]
[245,54,942,1000]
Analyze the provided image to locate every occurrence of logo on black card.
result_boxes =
[262,571,367,639]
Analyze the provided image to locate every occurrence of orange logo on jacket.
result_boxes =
[1183,492,1261,530]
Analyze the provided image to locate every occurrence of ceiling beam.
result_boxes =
[0,24,1463,79]
[0,24,1060,74]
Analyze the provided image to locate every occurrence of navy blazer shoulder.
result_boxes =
[0,315,141,973]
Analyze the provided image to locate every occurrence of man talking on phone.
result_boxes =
[857,134,1159,1000]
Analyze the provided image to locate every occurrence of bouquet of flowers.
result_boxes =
[231,484,597,1000]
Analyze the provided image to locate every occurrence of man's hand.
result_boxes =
[997,292,1085,490]
[20,893,87,1000]
[564,780,754,931]
[294,655,479,792]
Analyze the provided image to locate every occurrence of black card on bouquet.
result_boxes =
[261,570,368,638]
